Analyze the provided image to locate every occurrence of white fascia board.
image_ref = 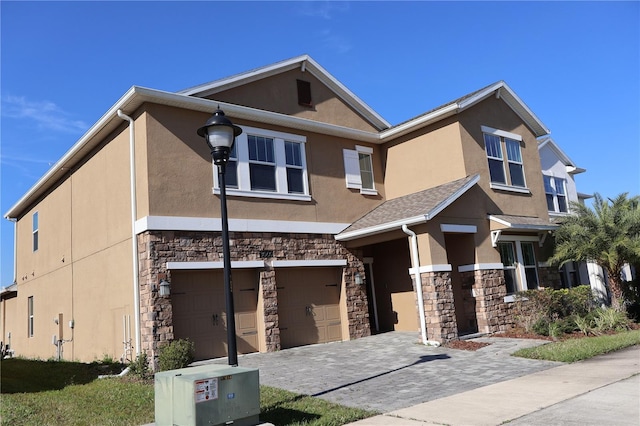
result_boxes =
[271,259,347,267]
[408,264,453,274]
[136,216,350,235]
[179,55,390,131]
[335,174,479,242]
[488,215,557,231]
[460,82,550,137]
[166,261,266,270]
[179,55,308,96]
[4,85,380,219]
[458,263,504,273]
[334,214,429,241]
[440,224,477,233]
[380,104,458,141]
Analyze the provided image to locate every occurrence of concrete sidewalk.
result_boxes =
[348,345,640,426]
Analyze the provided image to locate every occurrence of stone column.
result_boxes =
[420,271,458,342]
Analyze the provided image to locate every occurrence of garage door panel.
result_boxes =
[171,270,259,361]
[277,267,342,349]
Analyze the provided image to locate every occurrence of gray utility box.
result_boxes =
[155,364,260,426]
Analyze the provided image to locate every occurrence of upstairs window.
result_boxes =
[482,126,527,192]
[213,126,309,201]
[32,212,39,252]
[544,175,568,213]
[343,145,377,195]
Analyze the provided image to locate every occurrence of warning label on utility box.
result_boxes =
[194,377,218,403]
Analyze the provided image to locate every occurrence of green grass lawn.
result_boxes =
[512,329,640,362]
[1,358,376,426]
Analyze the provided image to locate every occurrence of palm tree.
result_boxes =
[550,193,640,309]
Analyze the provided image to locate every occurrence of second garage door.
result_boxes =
[171,269,259,361]
[277,267,343,349]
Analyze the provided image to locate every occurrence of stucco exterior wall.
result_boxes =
[458,96,549,221]
[206,68,380,132]
[382,117,467,199]
[143,103,385,224]
[8,125,138,362]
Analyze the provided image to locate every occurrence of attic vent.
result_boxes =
[297,79,312,107]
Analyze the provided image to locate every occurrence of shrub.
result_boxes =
[593,308,630,332]
[514,286,596,335]
[129,352,151,380]
[158,339,195,372]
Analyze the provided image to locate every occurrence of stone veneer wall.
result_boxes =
[420,271,458,342]
[137,230,370,365]
[460,269,508,334]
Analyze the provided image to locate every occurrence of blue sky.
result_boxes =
[1,1,639,286]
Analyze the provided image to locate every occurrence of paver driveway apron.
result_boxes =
[196,331,559,413]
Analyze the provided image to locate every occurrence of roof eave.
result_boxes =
[4,86,380,220]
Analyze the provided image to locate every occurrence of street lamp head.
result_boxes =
[197,109,243,164]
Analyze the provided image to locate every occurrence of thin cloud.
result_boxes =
[297,1,350,20]
[319,29,353,54]
[2,95,88,134]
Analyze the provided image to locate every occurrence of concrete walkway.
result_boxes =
[348,345,640,426]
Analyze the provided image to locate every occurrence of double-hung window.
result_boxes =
[543,175,568,213]
[28,296,34,337]
[343,145,377,195]
[482,126,527,192]
[497,240,540,295]
[32,212,39,252]
[214,126,309,201]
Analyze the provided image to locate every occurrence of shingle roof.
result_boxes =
[335,175,479,241]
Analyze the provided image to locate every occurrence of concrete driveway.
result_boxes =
[199,331,559,413]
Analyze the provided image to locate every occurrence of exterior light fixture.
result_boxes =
[197,108,243,367]
[159,279,171,297]
[354,272,364,285]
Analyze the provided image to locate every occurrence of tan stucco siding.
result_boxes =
[207,68,380,132]
[71,130,134,260]
[458,96,549,220]
[15,180,72,282]
[144,104,385,224]
[71,238,133,361]
[383,118,467,199]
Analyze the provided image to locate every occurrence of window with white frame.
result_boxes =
[214,126,309,201]
[482,126,527,191]
[28,296,34,337]
[497,239,539,294]
[343,145,377,195]
[543,175,568,213]
[32,212,39,252]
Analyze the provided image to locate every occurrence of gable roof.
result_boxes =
[538,136,586,174]
[335,174,480,241]
[380,81,550,140]
[179,54,391,131]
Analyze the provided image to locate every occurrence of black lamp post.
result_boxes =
[197,109,243,367]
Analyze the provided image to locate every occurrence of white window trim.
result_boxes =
[213,126,311,201]
[28,296,34,337]
[343,145,377,195]
[497,239,539,297]
[32,212,39,252]
[482,126,529,193]
[543,174,569,214]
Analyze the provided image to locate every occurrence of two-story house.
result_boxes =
[2,55,558,363]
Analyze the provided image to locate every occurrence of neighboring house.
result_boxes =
[2,55,560,364]
[538,137,635,304]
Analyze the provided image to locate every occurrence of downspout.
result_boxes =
[402,224,439,347]
[117,110,141,356]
